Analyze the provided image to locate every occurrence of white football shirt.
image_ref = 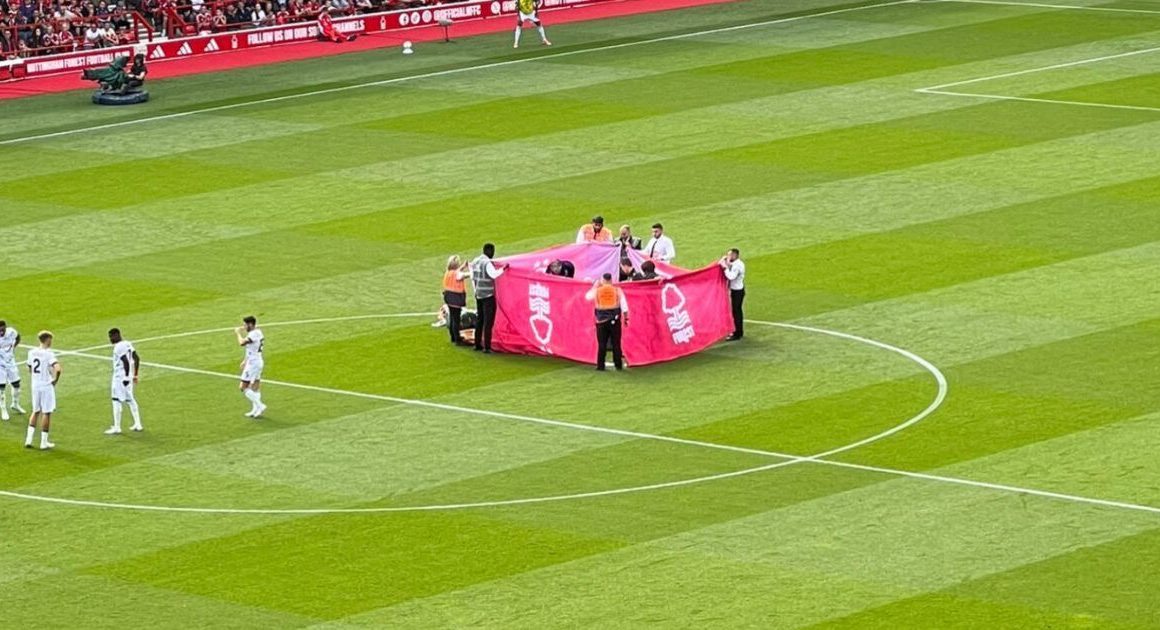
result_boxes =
[112,340,135,381]
[26,348,58,388]
[0,327,17,361]
[244,329,264,363]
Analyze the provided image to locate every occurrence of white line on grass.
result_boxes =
[52,319,942,463]
[935,0,1160,15]
[0,0,916,146]
[917,89,1160,113]
[12,314,1160,517]
[0,460,804,515]
[752,321,947,459]
[821,460,1160,516]
[2,315,948,513]
[69,312,430,353]
[916,45,1160,92]
[915,43,1160,114]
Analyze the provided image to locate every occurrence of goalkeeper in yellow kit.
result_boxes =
[514,0,551,48]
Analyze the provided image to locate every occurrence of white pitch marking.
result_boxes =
[1,315,948,514]
[69,312,430,353]
[758,321,947,459]
[0,460,803,515]
[916,44,1160,92]
[917,89,1160,113]
[822,460,1160,516]
[10,315,1160,516]
[0,0,917,147]
[935,0,1160,15]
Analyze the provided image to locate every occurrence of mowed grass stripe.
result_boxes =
[748,169,1160,318]
[328,475,1158,627]
[0,0,901,142]
[0,24,1146,501]
[2,0,1147,177]
[0,320,913,500]
[13,210,1155,515]
[2,2,1158,626]
[2,6,1150,287]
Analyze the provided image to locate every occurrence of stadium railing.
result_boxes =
[159,0,438,38]
[1,10,152,59]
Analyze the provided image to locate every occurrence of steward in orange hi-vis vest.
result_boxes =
[443,270,466,294]
[586,273,628,371]
[442,256,470,346]
[594,284,620,311]
[577,215,614,244]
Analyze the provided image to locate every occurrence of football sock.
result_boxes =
[10,385,18,407]
[40,430,50,448]
[128,401,141,427]
[537,25,547,42]
[24,424,34,446]
[244,389,262,409]
[513,26,522,46]
[111,403,122,430]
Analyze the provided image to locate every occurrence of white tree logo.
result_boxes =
[661,283,695,344]
[529,282,553,350]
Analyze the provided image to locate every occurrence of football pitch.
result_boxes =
[3,0,1160,626]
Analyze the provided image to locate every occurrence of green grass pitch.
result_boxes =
[2,0,1160,626]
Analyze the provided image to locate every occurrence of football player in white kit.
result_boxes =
[235,315,266,418]
[0,320,25,421]
[105,328,142,435]
[25,331,60,450]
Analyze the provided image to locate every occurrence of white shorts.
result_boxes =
[0,360,17,384]
[241,361,264,383]
[518,11,540,23]
[111,379,135,403]
[31,386,55,414]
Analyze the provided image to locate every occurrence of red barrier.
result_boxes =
[18,0,614,78]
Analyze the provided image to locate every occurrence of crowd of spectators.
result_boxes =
[1,0,137,57]
[175,0,436,36]
[1,0,448,58]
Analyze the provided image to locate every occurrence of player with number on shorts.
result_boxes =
[235,315,266,418]
[0,320,25,421]
[513,0,550,48]
[24,331,60,451]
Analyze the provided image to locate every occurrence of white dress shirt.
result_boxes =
[723,258,745,291]
[643,234,675,262]
[480,258,503,278]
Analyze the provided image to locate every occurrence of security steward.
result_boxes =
[577,215,615,244]
[586,273,629,371]
[443,255,470,346]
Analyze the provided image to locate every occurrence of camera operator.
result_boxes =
[125,52,146,90]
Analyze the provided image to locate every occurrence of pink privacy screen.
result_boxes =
[491,242,733,367]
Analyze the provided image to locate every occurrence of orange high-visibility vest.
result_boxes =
[594,284,620,310]
[580,224,614,242]
[443,270,465,293]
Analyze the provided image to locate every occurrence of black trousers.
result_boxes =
[475,296,497,350]
[595,317,623,370]
[447,305,462,343]
[730,288,745,339]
